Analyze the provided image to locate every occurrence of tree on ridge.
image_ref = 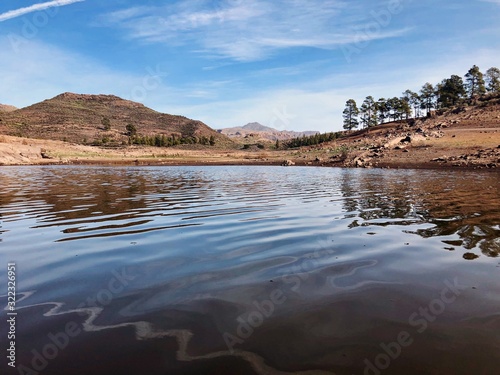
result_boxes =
[437,75,466,108]
[343,99,359,131]
[486,67,500,93]
[403,89,421,119]
[420,83,436,116]
[360,96,378,128]
[377,98,388,124]
[465,65,486,99]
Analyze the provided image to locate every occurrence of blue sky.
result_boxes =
[1,0,499,131]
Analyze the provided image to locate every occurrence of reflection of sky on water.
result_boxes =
[0,166,499,375]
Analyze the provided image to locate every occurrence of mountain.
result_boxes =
[219,122,319,141]
[0,104,17,112]
[241,122,277,132]
[0,93,231,146]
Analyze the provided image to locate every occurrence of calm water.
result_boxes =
[1,166,499,375]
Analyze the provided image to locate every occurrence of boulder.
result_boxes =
[431,156,448,162]
[40,148,52,159]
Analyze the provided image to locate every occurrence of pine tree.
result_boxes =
[399,97,412,120]
[386,97,401,121]
[465,65,486,99]
[154,135,162,147]
[125,123,137,137]
[360,96,378,128]
[437,75,466,108]
[420,83,436,116]
[376,98,388,124]
[342,99,359,130]
[485,67,500,93]
[403,89,420,119]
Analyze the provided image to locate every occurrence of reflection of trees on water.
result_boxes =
[339,170,500,258]
[0,167,285,244]
[340,170,422,222]
[1,167,498,257]
[0,167,214,238]
[417,223,500,258]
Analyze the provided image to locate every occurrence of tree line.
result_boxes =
[284,131,342,148]
[130,134,216,147]
[342,65,500,130]
[94,121,216,147]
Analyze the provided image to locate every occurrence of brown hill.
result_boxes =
[0,104,17,112]
[0,93,231,146]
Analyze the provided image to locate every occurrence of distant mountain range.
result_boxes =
[0,93,230,146]
[219,122,319,141]
[0,104,17,112]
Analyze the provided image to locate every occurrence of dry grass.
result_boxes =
[431,130,500,148]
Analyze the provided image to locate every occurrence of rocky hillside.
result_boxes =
[0,93,231,146]
[312,95,500,169]
[220,122,319,142]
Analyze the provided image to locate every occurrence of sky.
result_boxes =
[0,0,499,132]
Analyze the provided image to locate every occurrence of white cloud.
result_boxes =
[165,89,347,131]
[2,37,498,134]
[0,0,84,22]
[3,37,498,133]
[99,0,412,61]
[159,47,500,132]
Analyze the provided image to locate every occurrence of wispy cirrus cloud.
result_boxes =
[98,0,411,62]
[0,0,84,22]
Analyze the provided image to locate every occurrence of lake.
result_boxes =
[1,166,499,375]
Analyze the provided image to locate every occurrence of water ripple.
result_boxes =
[1,166,499,374]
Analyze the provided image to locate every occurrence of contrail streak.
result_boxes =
[0,0,84,22]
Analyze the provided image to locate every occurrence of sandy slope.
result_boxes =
[0,135,288,166]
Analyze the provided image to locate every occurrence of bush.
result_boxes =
[101,117,111,131]
[126,123,137,137]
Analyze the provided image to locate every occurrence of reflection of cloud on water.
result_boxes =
[5,291,334,375]
[328,259,379,290]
